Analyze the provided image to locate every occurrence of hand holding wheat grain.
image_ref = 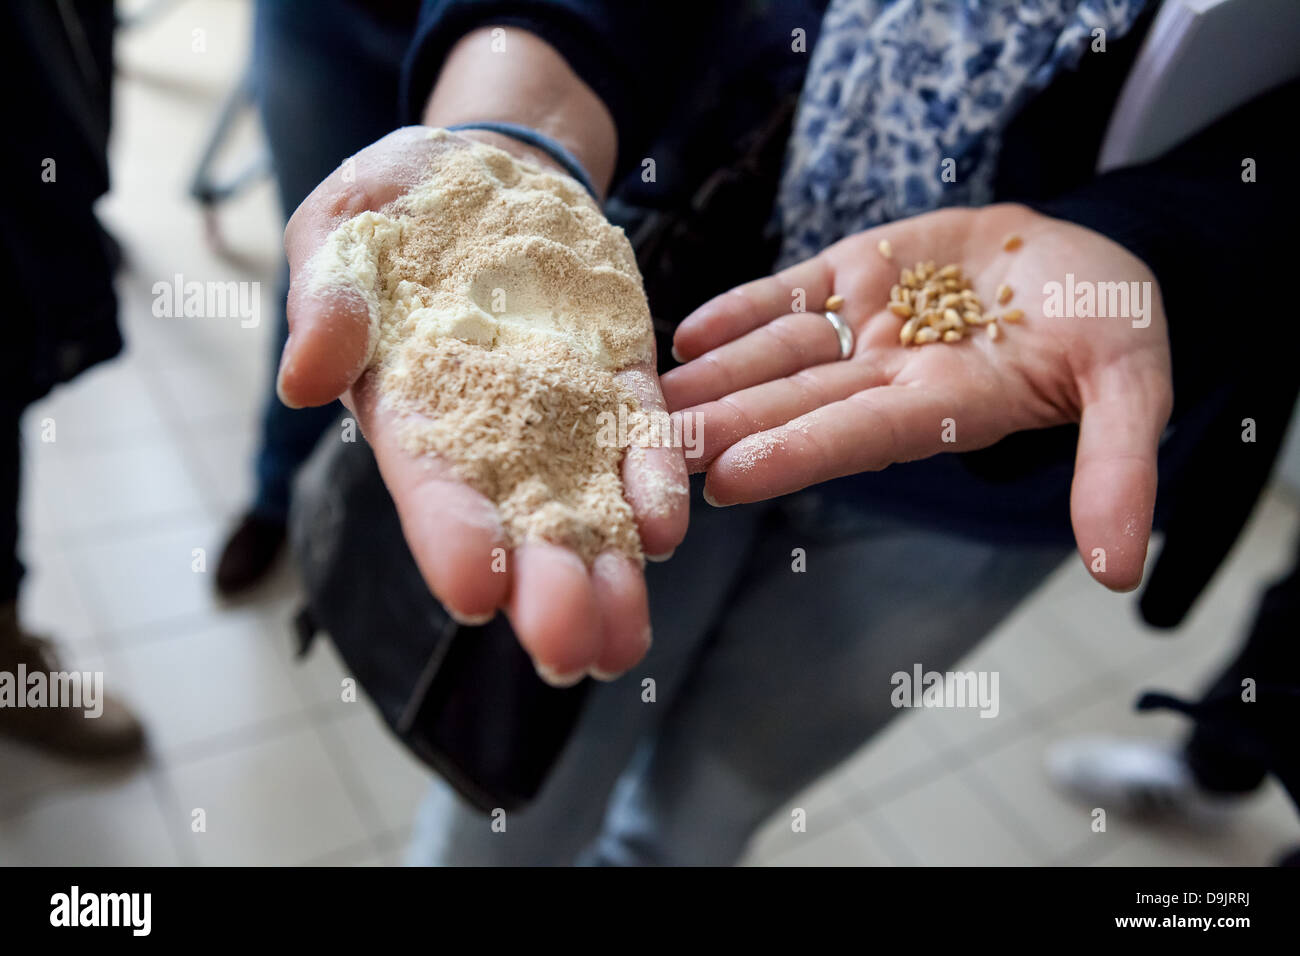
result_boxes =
[662,204,1172,592]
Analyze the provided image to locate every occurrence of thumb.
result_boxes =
[277,127,448,408]
[278,177,384,409]
[1069,360,1172,591]
[278,284,372,409]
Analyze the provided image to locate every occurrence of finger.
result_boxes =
[279,285,372,409]
[1070,363,1171,592]
[588,551,652,680]
[671,254,835,361]
[662,310,852,411]
[703,381,997,505]
[351,376,513,622]
[616,362,690,559]
[508,542,603,685]
[677,358,897,471]
[279,127,453,408]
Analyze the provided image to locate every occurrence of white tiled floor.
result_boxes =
[3,1,1297,866]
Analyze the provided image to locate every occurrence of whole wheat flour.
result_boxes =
[307,130,658,563]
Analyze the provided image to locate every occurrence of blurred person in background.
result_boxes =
[1050,528,1300,864]
[0,1,144,757]
[271,0,1297,865]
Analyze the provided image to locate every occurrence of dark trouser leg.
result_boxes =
[1183,534,1300,795]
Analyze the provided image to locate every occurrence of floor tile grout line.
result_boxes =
[157,716,378,866]
[40,505,217,548]
[958,758,1054,863]
[854,805,921,866]
[0,767,126,825]
[22,424,209,457]
[93,597,290,652]
[305,712,392,861]
[748,798,854,866]
[1049,832,1115,866]
[4,508,310,818]
[116,316,245,527]
[0,706,320,818]
[7,481,191,848]
[284,637,394,860]
[0,759,157,825]
[912,703,1037,760]
[145,764,201,866]
[143,710,316,770]
[841,749,962,815]
[23,440,217,665]
[301,834,387,867]
[853,721,1043,862]
[835,665,1130,843]
[1044,618,1217,693]
[41,537,112,662]
[370,824,414,861]
[930,668,1171,863]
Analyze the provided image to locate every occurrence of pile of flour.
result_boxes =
[307,131,656,563]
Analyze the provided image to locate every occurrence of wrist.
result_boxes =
[446,124,598,199]
[451,126,566,170]
[422,27,616,198]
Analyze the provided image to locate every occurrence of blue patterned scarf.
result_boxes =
[776,0,1149,269]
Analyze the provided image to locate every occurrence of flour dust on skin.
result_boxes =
[306,130,661,563]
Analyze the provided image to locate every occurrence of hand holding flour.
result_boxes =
[278,125,687,686]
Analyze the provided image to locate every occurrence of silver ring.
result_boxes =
[823,310,853,360]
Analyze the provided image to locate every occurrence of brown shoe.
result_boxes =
[215,512,287,596]
[0,602,145,758]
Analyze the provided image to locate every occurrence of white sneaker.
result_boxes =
[1045,735,1248,823]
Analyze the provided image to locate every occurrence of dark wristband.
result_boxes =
[445,121,599,199]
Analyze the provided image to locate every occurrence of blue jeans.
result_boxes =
[248,0,414,520]
[407,478,1070,865]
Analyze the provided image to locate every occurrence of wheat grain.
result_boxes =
[891,259,1010,347]
[899,315,922,345]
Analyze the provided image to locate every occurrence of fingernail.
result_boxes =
[275,371,302,410]
[275,345,303,409]
[671,346,684,363]
[646,550,674,563]
[448,609,494,626]
[535,662,585,688]
[587,666,622,682]
[702,488,729,508]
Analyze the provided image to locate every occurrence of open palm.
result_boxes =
[278,128,689,683]
[662,203,1172,591]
